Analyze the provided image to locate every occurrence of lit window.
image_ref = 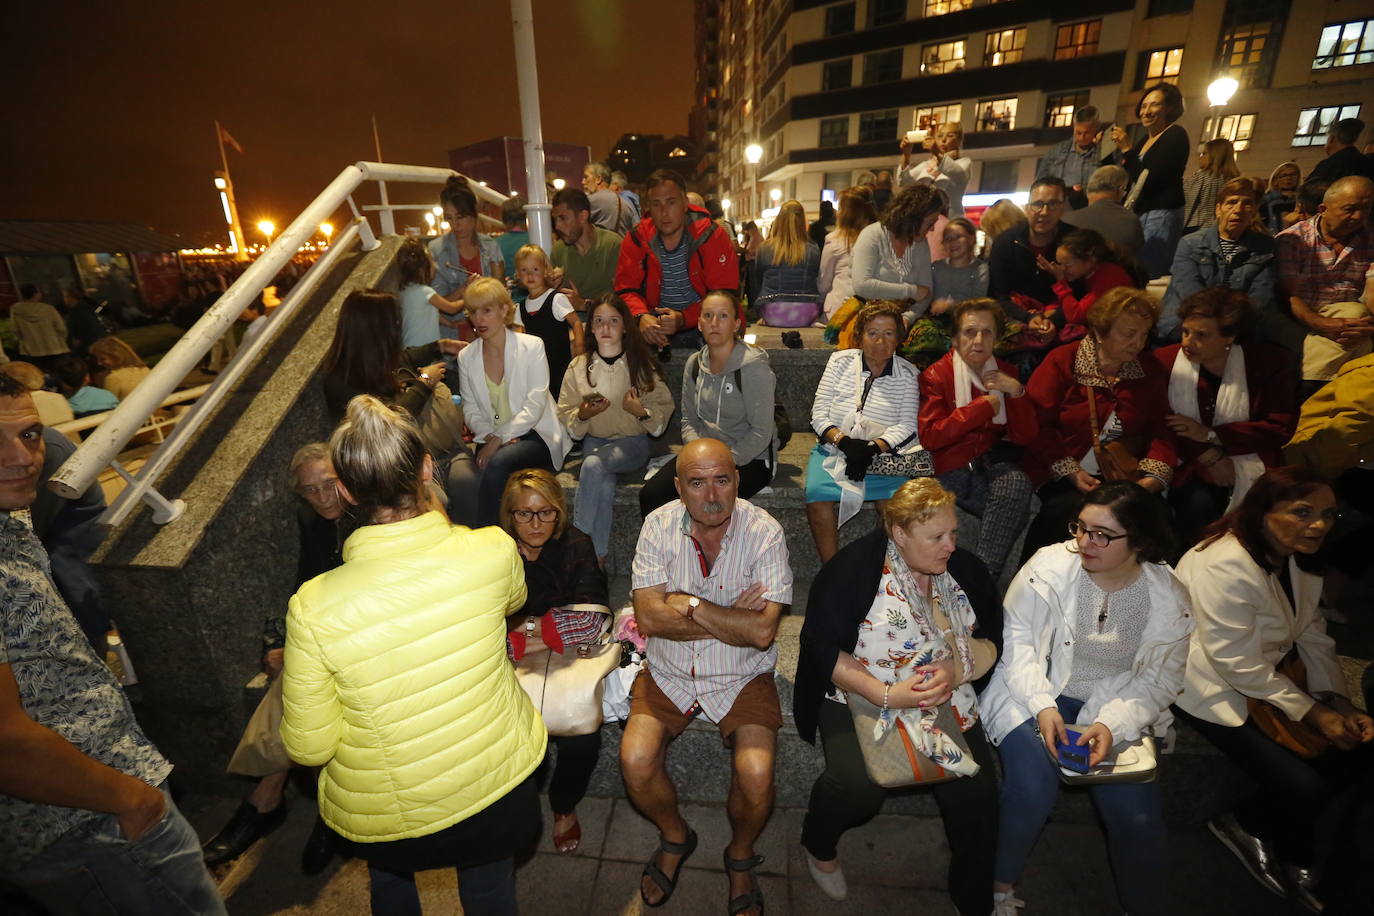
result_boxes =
[1045,91,1091,128]
[924,0,971,15]
[985,29,1026,66]
[1291,104,1362,147]
[915,103,963,134]
[1313,20,1374,69]
[976,98,1018,132]
[819,117,850,148]
[859,109,900,143]
[1055,20,1102,60]
[920,39,966,75]
[1219,22,1276,88]
[1138,47,1184,86]
[1202,113,1257,151]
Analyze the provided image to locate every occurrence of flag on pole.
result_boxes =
[219,124,245,154]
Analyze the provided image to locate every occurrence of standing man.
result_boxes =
[1307,118,1374,184]
[1276,175,1374,397]
[550,187,624,319]
[584,162,636,236]
[1036,106,1104,209]
[0,373,226,915]
[615,169,740,349]
[1060,165,1146,261]
[621,437,791,916]
[9,285,69,373]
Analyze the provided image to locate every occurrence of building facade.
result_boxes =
[697,0,1373,223]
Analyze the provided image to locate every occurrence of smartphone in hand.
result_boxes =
[1057,726,1092,774]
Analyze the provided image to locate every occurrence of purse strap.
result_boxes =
[1086,385,1104,450]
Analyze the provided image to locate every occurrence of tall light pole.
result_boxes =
[257,220,275,248]
[511,0,553,252]
[745,143,763,220]
[1206,77,1239,140]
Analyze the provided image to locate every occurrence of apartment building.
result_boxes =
[693,0,1373,222]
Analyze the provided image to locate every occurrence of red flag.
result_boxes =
[219,124,244,155]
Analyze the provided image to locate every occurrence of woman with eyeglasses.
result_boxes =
[498,470,610,858]
[980,481,1192,916]
[1174,466,1374,913]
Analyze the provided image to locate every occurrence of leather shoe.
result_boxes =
[202,801,286,867]
[300,814,337,876]
[1285,865,1325,913]
[1208,812,1286,899]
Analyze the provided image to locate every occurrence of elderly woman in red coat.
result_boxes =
[1152,287,1296,553]
[1018,287,1177,562]
[918,298,1037,579]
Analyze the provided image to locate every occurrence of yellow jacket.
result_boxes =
[282,511,546,843]
[1284,352,1374,479]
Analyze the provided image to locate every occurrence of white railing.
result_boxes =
[54,384,211,441]
[48,161,511,526]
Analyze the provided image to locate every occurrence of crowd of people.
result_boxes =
[3,105,1374,916]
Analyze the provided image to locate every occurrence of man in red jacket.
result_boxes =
[615,169,739,349]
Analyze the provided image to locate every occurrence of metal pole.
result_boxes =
[215,121,249,262]
[511,0,552,253]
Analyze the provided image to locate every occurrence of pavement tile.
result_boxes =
[533,795,614,859]
[788,879,954,915]
[600,800,789,877]
[589,859,787,916]
[515,853,603,916]
[781,807,950,891]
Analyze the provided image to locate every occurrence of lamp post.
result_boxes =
[320,223,333,247]
[1206,77,1239,140]
[744,143,763,219]
[256,220,275,247]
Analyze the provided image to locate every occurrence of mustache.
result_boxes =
[701,501,726,514]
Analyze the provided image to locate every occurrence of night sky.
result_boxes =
[1,1,693,246]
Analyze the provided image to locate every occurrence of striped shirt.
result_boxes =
[631,498,794,720]
[810,349,921,451]
[654,237,697,311]
[1275,217,1373,311]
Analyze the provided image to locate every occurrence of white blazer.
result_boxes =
[456,330,571,468]
[1175,532,1345,727]
[979,541,1194,746]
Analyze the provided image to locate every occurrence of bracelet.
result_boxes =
[882,684,891,712]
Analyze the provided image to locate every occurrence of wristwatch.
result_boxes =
[685,596,701,620]
[1205,429,1221,445]
[524,616,537,636]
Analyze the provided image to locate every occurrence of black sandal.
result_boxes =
[724,851,765,915]
[640,826,698,908]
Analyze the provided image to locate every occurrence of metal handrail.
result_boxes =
[53,384,211,437]
[49,161,510,526]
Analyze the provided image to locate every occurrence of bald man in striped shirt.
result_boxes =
[623,437,793,913]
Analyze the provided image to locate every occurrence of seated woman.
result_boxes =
[90,336,150,400]
[457,277,572,526]
[1154,288,1296,551]
[499,470,610,858]
[1033,228,1137,340]
[1175,467,1374,913]
[901,217,989,369]
[795,478,1001,911]
[282,395,545,915]
[818,186,878,321]
[752,199,822,327]
[321,289,476,525]
[638,290,776,517]
[981,482,1191,916]
[805,301,920,563]
[850,184,942,329]
[1020,287,1176,562]
[919,299,1037,580]
[557,296,674,564]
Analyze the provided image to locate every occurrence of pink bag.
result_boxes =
[760,300,820,327]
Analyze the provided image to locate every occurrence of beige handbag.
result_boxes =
[514,605,619,736]
[1057,735,1158,784]
[227,676,292,777]
[846,694,967,788]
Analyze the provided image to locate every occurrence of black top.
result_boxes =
[793,528,1003,745]
[518,290,572,396]
[263,504,344,654]
[1108,122,1190,213]
[322,342,442,422]
[516,526,608,619]
[1307,146,1374,184]
[988,220,1075,315]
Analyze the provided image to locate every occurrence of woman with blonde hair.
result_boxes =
[976,200,1027,258]
[1183,138,1242,235]
[90,335,149,400]
[819,187,879,320]
[282,394,544,915]
[752,199,822,326]
[1261,160,1301,233]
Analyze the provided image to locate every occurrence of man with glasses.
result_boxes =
[989,176,1074,334]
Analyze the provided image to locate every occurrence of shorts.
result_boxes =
[629,669,782,744]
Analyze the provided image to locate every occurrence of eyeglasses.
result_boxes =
[512,508,559,523]
[1026,200,1065,212]
[296,481,338,498]
[1068,520,1128,548]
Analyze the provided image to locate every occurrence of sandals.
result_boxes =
[724,850,766,915]
[552,814,581,855]
[640,826,698,908]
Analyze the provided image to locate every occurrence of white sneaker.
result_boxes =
[803,849,848,900]
[992,890,1025,916]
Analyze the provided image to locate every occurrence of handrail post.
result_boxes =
[378,180,396,236]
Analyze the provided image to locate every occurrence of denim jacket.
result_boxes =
[1159,227,1276,337]
[428,232,505,297]
[752,241,821,305]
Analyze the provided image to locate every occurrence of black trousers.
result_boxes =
[800,700,998,916]
[544,732,602,816]
[638,454,772,518]
[1167,477,1230,560]
[1020,477,1083,565]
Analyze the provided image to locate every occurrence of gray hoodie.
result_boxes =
[681,341,776,465]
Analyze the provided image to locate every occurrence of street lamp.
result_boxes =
[1206,77,1239,139]
[552,177,566,191]
[744,143,763,219]
[257,220,275,246]
[770,188,782,204]
[424,212,436,235]
[320,223,333,246]
[721,198,731,212]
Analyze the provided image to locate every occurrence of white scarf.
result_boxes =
[822,355,893,528]
[953,351,1006,424]
[1168,345,1265,511]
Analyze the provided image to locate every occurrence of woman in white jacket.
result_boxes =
[981,481,1192,916]
[457,278,571,526]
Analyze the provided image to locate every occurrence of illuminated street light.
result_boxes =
[213,176,227,190]
[721,198,732,212]
[320,223,333,246]
[257,220,275,245]
[424,212,436,234]
[1207,77,1239,107]
[552,177,566,190]
[770,188,782,202]
[744,144,763,164]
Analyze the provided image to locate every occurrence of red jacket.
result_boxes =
[1050,261,1135,327]
[1023,339,1178,488]
[919,352,1038,474]
[1151,342,1296,487]
[614,208,739,330]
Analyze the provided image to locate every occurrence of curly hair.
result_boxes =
[882,184,945,243]
[1086,287,1159,337]
[950,297,1006,337]
[882,478,956,534]
[852,301,906,341]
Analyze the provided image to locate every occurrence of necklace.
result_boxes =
[1097,594,1109,633]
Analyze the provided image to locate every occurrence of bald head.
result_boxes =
[687,191,706,209]
[1320,175,1374,242]
[675,438,738,529]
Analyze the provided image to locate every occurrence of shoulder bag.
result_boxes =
[1057,735,1158,785]
[1245,652,1331,759]
[1085,385,1139,481]
[847,694,965,787]
[513,604,619,736]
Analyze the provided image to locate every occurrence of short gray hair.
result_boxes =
[289,442,331,485]
[585,161,611,183]
[1074,105,1101,125]
[1086,165,1129,194]
[610,170,629,189]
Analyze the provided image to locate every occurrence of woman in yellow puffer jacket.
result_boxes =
[282,394,546,915]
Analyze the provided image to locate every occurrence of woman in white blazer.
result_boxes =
[1175,466,1374,912]
[457,278,570,526]
[980,482,1191,916]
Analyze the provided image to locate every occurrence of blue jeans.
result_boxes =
[6,784,227,916]
[996,696,1165,916]
[574,434,650,557]
[477,432,552,527]
[370,856,516,916]
[1138,207,1183,280]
